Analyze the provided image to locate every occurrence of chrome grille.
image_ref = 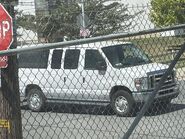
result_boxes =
[148,71,174,90]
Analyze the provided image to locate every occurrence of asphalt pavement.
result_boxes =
[21,80,185,139]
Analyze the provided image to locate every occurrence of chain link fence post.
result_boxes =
[123,42,185,139]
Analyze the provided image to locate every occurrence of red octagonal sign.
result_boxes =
[0,4,13,68]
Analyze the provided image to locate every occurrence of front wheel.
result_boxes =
[27,88,45,112]
[111,90,134,117]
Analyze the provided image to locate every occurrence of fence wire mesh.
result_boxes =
[1,1,185,139]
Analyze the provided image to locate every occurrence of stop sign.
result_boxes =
[0,4,13,50]
[0,4,13,68]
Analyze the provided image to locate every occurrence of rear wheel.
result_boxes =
[27,88,45,112]
[111,90,134,117]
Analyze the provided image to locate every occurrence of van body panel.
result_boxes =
[18,41,179,106]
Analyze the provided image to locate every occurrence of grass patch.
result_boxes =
[120,36,185,68]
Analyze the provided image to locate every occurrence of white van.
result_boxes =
[18,41,179,116]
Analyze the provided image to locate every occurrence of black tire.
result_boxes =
[27,88,45,112]
[111,90,134,117]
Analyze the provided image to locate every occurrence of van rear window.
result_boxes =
[18,50,49,69]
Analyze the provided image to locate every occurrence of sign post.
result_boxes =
[0,2,22,139]
[0,3,13,68]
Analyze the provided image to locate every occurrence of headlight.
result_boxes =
[173,70,177,82]
[134,77,148,91]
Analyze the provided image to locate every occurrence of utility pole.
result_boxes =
[80,0,88,38]
[81,0,85,29]
[0,1,22,139]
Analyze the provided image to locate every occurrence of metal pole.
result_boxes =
[0,2,22,139]
[122,42,185,139]
[81,0,85,29]
[81,0,86,38]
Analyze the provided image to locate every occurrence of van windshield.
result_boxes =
[102,44,151,68]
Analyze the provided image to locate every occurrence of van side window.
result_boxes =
[18,50,49,69]
[64,49,80,69]
[85,49,107,70]
[51,50,63,69]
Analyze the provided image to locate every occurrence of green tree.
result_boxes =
[150,0,185,27]
[84,1,139,36]
[17,1,141,42]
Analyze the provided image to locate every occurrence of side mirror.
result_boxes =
[96,61,107,71]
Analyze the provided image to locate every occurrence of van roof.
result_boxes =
[70,41,133,49]
[18,40,133,49]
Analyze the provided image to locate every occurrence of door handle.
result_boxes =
[83,77,85,83]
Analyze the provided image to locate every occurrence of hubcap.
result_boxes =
[115,96,128,113]
[29,94,41,109]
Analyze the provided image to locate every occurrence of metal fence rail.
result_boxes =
[1,23,185,56]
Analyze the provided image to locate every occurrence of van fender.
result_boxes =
[109,85,132,101]
[25,84,43,98]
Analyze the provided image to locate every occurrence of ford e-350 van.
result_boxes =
[18,41,179,116]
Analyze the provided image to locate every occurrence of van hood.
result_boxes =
[117,62,169,78]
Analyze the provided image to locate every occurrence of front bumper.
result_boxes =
[132,85,180,102]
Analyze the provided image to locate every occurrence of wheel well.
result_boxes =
[25,84,42,97]
[109,86,132,100]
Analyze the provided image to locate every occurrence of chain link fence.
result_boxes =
[1,1,185,139]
